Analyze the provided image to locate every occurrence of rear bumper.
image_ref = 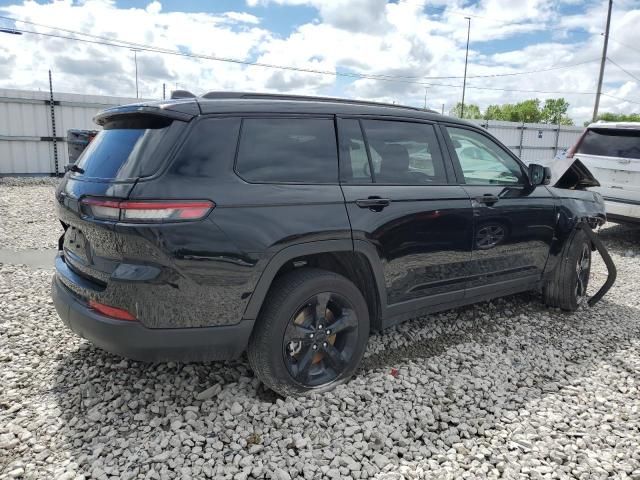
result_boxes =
[52,275,254,362]
[604,197,640,224]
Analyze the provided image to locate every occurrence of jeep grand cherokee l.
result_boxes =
[52,93,613,396]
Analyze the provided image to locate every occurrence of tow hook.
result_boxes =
[577,222,617,306]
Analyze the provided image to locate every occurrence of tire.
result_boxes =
[543,228,592,311]
[247,268,370,396]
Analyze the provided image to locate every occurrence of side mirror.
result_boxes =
[528,163,551,186]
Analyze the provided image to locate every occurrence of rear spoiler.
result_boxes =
[94,101,200,126]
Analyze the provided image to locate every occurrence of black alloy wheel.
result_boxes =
[283,292,359,387]
[247,268,369,396]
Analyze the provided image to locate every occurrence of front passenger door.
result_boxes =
[441,125,557,297]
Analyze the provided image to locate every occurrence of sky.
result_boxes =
[0,0,639,124]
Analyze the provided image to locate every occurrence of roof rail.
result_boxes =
[200,91,438,113]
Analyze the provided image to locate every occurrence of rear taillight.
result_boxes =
[89,300,137,321]
[566,129,587,159]
[80,198,214,223]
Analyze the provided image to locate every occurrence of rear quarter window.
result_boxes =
[578,129,640,159]
[168,117,241,177]
[235,118,338,183]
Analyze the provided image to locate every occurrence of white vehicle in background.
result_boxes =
[566,122,640,224]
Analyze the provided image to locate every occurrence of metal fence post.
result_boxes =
[553,123,560,158]
[48,70,59,176]
[518,122,525,159]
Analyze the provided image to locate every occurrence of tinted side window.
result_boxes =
[236,118,338,183]
[338,119,372,183]
[360,120,447,184]
[170,117,241,177]
[578,129,640,159]
[446,127,525,185]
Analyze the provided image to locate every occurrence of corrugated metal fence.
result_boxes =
[0,88,140,175]
[471,120,584,164]
[0,88,585,175]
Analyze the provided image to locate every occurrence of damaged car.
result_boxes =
[51,93,616,396]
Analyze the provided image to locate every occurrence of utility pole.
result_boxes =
[163,83,166,100]
[441,104,445,115]
[460,17,471,119]
[592,0,613,122]
[131,49,140,98]
[423,88,428,109]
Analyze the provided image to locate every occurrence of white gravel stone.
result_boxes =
[1,183,639,479]
[195,384,222,400]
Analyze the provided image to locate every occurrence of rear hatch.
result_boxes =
[56,103,194,288]
[574,125,640,202]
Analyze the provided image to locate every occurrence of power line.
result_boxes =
[1,25,463,89]
[0,25,612,96]
[3,16,640,103]
[0,15,599,82]
[602,93,640,106]
[605,35,640,55]
[458,59,598,79]
[607,57,640,83]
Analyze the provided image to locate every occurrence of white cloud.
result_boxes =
[0,0,638,124]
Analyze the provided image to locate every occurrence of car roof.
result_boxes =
[95,92,478,128]
[587,121,640,130]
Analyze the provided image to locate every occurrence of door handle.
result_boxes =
[356,197,391,211]
[476,194,499,205]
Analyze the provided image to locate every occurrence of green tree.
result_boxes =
[482,98,574,124]
[482,100,540,122]
[594,112,640,123]
[514,99,542,123]
[450,102,483,119]
[484,104,506,120]
[541,98,573,125]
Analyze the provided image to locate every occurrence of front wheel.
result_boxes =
[543,228,592,311]
[248,268,370,396]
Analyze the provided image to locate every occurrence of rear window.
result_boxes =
[73,116,184,180]
[577,128,640,159]
[235,118,338,183]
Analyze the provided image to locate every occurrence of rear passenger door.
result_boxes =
[190,115,353,256]
[338,117,474,318]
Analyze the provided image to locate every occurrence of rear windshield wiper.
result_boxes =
[64,164,85,174]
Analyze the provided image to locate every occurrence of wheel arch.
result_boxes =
[243,240,387,331]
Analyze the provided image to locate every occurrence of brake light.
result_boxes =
[566,129,587,159]
[89,300,137,321]
[80,198,214,223]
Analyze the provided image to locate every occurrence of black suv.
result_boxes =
[52,93,612,396]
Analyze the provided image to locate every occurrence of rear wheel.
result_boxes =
[247,268,369,396]
[543,228,592,311]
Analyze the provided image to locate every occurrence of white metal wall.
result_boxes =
[471,119,584,164]
[0,88,141,175]
[0,89,586,175]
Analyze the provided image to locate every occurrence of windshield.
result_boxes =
[73,116,182,181]
[578,128,640,160]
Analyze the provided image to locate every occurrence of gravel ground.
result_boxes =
[0,178,60,251]
[1,181,640,479]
